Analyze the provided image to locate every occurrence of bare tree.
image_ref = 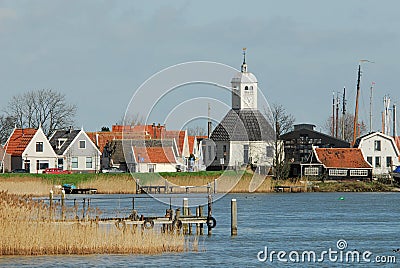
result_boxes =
[266,103,295,179]
[186,126,207,136]
[120,113,145,126]
[0,115,15,145]
[324,113,366,143]
[2,89,77,137]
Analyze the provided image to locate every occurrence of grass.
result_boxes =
[316,180,394,192]
[0,191,185,255]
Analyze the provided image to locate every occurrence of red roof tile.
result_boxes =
[134,147,176,164]
[165,130,186,155]
[315,148,371,169]
[4,128,37,156]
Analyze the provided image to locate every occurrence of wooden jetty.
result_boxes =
[49,193,218,236]
[64,188,97,194]
[274,185,313,193]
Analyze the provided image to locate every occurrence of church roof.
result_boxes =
[210,109,274,141]
[231,71,257,84]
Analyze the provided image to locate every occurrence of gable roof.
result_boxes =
[165,130,186,155]
[314,148,372,169]
[4,128,37,156]
[133,147,177,164]
[354,132,400,155]
[188,136,196,154]
[49,129,80,155]
[210,109,274,141]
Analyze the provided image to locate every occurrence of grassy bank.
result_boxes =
[0,191,185,255]
[0,172,397,196]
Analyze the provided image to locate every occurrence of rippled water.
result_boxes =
[1,192,399,267]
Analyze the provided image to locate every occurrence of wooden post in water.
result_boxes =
[175,208,181,234]
[196,207,200,235]
[231,199,237,236]
[82,198,86,221]
[207,194,212,236]
[74,199,78,220]
[61,189,65,220]
[87,198,90,221]
[49,189,53,220]
[214,179,217,194]
[183,198,188,234]
[199,205,204,235]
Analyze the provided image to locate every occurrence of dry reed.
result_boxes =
[0,177,53,196]
[78,174,137,194]
[0,191,185,255]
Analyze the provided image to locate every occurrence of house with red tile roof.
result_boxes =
[301,147,372,180]
[4,127,58,173]
[132,146,178,173]
[354,132,400,176]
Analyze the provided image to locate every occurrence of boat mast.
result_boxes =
[352,64,361,146]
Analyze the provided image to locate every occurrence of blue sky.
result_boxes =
[0,0,399,133]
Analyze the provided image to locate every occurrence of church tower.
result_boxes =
[231,48,258,110]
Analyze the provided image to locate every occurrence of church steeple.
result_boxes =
[241,47,248,72]
[231,48,258,110]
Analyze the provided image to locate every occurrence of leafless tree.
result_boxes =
[120,113,145,126]
[266,103,295,179]
[186,126,207,136]
[324,113,367,143]
[0,115,15,145]
[2,89,77,137]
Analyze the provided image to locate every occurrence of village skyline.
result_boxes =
[1,1,399,135]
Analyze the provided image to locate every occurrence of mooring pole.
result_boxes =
[183,198,189,234]
[208,194,212,236]
[49,189,53,220]
[199,205,204,235]
[82,198,86,221]
[61,189,65,220]
[231,199,237,236]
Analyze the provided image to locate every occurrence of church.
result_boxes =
[204,49,275,171]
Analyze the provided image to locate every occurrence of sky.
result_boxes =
[0,0,399,134]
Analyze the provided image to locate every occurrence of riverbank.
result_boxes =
[0,172,397,196]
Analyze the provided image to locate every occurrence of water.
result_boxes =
[1,192,399,267]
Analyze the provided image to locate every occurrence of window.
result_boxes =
[36,142,43,152]
[223,145,227,160]
[72,157,78,169]
[243,145,249,164]
[208,145,212,160]
[57,138,67,149]
[86,157,92,168]
[58,158,64,169]
[329,169,348,176]
[304,167,319,176]
[244,86,248,90]
[266,146,274,158]
[386,156,392,168]
[79,140,86,149]
[374,140,381,151]
[367,157,372,165]
[375,156,381,167]
[36,160,49,170]
[148,164,155,173]
[350,170,368,176]
[250,86,253,90]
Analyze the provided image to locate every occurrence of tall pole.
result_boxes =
[332,92,335,136]
[369,82,374,133]
[335,93,339,138]
[342,87,346,140]
[207,103,211,138]
[394,103,397,137]
[352,64,361,146]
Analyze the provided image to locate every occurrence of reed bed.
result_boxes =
[78,175,137,194]
[0,177,53,196]
[0,191,185,255]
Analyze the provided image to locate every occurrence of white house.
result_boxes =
[132,146,178,173]
[354,132,400,176]
[22,126,58,173]
[49,128,101,173]
[207,49,275,172]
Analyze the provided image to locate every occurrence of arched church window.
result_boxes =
[250,86,253,90]
[245,86,248,90]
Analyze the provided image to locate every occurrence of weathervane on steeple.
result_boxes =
[241,48,248,72]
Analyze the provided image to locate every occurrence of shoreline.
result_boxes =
[0,172,397,196]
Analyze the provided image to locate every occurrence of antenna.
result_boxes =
[342,87,346,140]
[207,103,212,138]
[332,92,335,136]
[369,82,375,133]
